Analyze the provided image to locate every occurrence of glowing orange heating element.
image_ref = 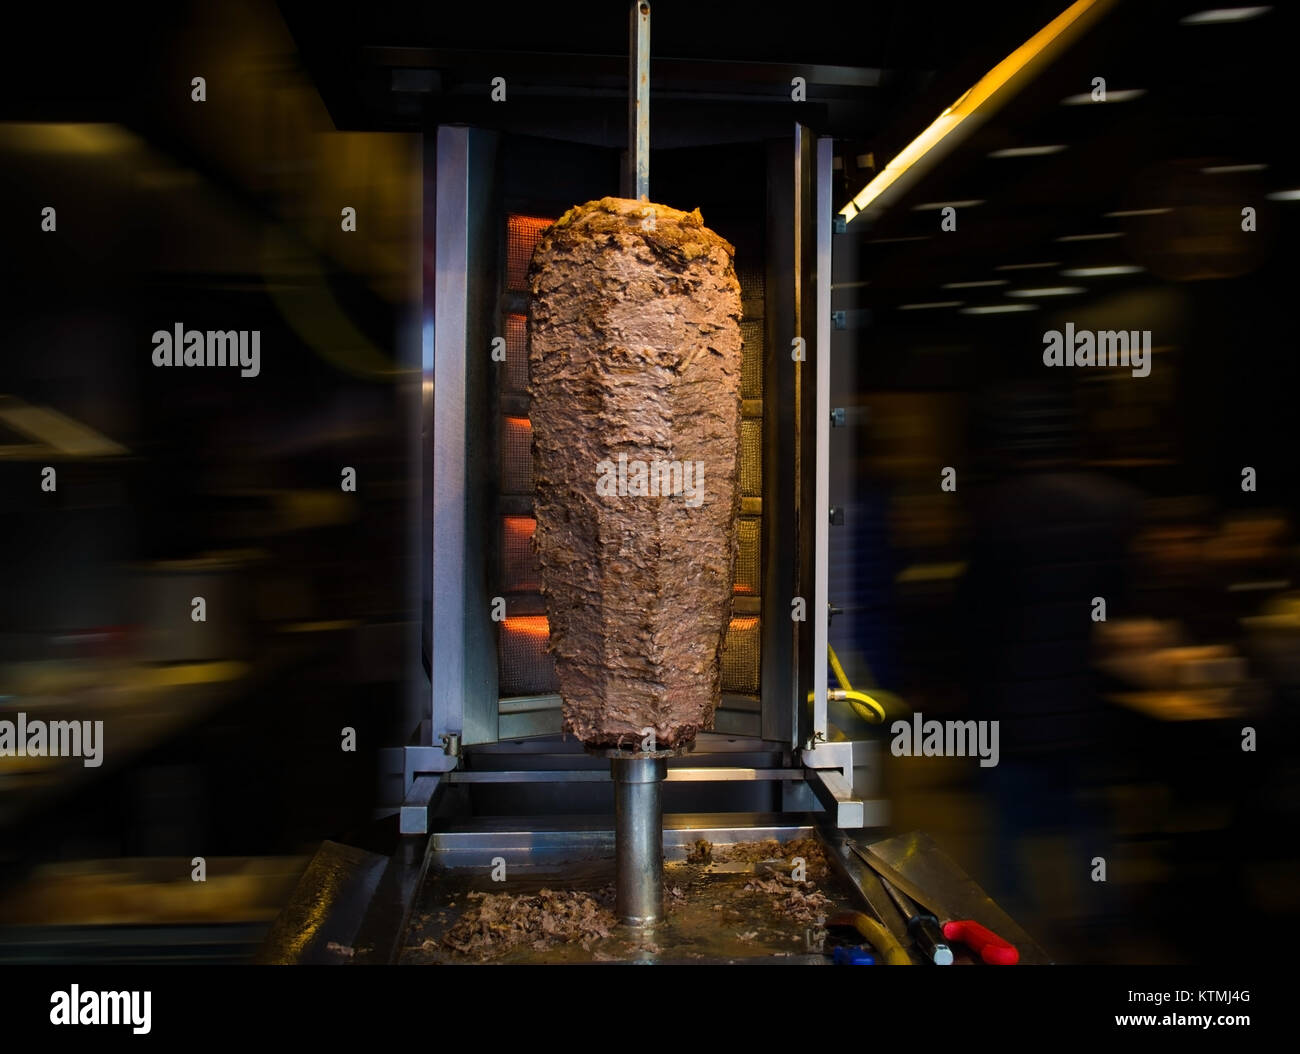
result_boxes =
[502,515,539,592]
[503,615,551,640]
[504,516,535,545]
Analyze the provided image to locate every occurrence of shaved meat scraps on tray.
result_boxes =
[743,874,830,924]
[684,837,832,924]
[691,837,830,878]
[441,889,616,960]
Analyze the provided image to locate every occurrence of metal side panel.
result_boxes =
[462,128,502,743]
[793,123,818,751]
[430,125,500,748]
[812,135,833,743]
[431,126,468,748]
[760,132,802,749]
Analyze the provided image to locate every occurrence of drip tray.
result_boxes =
[399,820,866,965]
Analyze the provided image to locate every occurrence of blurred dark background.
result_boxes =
[1,0,1297,964]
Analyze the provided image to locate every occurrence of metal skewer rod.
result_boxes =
[629,1,650,202]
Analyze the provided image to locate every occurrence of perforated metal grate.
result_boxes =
[741,319,764,399]
[507,215,553,292]
[501,416,533,494]
[740,419,762,496]
[734,516,760,594]
[721,615,761,694]
[499,616,559,695]
[736,263,765,301]
[505,313,529,393]
[502,516,540,593]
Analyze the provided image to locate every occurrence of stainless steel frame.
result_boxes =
[430,125,472,749]
[397,122,886,839]
[812,134,833,743]
[428,813,820,869]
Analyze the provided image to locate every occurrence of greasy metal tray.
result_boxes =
[399,815,855,964]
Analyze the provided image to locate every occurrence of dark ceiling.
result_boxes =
[273,0,1072,144]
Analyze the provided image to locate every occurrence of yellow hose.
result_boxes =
[828,644,853,691]
[840,689,887,724]
[829,911,913,965]
[808,646,907,724]
[818,644,889,723]
[808,687,886,723]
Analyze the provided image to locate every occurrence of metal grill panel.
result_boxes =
[741,319,764,399]
[740,419,762,496]
[507,215,552,291]
[503,515,540,593]
[721,615,761,694]
[499,616,559,695]
[502,416,533,495]
[737,263,765,301]
[734,516,760,594]
[506,313,528,392]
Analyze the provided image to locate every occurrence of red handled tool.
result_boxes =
[941,919,1019,965]
[849,841,1021,965]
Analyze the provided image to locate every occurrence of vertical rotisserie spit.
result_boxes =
[527,196,744,751]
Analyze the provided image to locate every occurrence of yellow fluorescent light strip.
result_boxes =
[840,0,1105,224]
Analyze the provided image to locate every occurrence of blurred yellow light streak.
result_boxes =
[135,661,250,689]
[840,0,1113,224]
